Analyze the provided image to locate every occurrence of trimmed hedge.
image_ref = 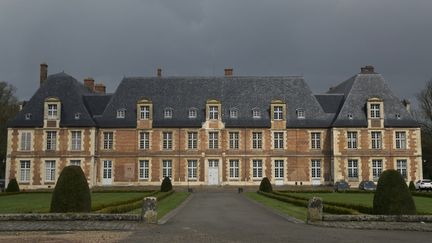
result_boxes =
[161,177,173,192]
[92,191,157,212]
[412,192,432,199]
[5,179,20,193]
[259,177,273,193]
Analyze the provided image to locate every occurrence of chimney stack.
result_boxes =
[84,77,95,91]
[360,65,375,74]
[40,63,48,85]
[157,68,162,77]
[224,68,233,77]
[94,83,106,94]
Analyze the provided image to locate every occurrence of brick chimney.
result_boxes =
[360,65,375,74]
[224,68,233,77]
[94,83,106,94]
[157,68,162,77]
[84,77,95,91]
[40,63,48,85]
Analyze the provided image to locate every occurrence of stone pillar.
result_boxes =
[307,197,323,223]
[141,197,158,224]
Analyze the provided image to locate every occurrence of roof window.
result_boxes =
[116,108,126,119]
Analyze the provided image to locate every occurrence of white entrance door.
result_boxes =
[274,160,284,186]
[311,159,321,186]
[208,160,219,185]
[102,160,113,185]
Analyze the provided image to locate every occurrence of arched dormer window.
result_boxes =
[44,97,61,121]
[188,107,198,119]
[252,107,261,119]
[116,108,126,119]
[230,108,238,119]
[164,107,173,119]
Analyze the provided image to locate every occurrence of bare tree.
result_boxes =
[417,79,432,179]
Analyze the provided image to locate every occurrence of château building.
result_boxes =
[5,64,422,189]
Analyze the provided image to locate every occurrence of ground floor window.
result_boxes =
[229,160,239,179]
[103,160,112,179]
[347,159,358,179]
[311,160,321,179]
[372,159,383,180]
[252,159,263,179]
[396,159,407,179]
[274,160,284,179]
[139,160,149,179]
[45,160,56,182]
[162,160,172,179]
[20,160,30,182]
[188,160,197,180]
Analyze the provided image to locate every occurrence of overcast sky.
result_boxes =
[1,0,431,104]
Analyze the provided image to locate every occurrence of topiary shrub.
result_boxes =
[160,177,172,192]
[5,178,20,192]
[373,170,416,215]
[50,166,91,213]
[259,177,273,193]
[409,181,416,192]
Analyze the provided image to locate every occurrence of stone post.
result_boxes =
[307,197,323,223]
[141,197,158,224]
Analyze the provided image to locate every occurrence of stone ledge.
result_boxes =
[0,213,141,221]
[323,214,432,222]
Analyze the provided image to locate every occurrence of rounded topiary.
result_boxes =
[50,166,91,213]
[373,170,416,215]
[259,177,273,193]
[409,181,416,192]
[5,178,20,192]
[160,177,172,192]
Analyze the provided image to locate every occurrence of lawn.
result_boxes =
[128,192,190,219]
[245,192,307,221]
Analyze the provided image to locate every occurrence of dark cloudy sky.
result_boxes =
[1,0,431,103]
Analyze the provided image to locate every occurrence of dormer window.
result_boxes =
[209,106,219,120]
[370,104,380,118]
[25,113,32,120]
[347,113,353,120]
[230,108,238,119]
[164,108,173,119]
[140,106,150,120]
[296,108,305,119]
[74,113,81,120]
[252,108,261,119]
[273,106,283,120]
[116,109,126,119]
[396,113,401,120]
[47,104,58,120]
[188,108,197,119]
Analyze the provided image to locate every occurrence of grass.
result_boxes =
[128,192,190,219]
[245,192,307,221]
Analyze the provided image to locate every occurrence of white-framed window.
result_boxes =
[116,108,126,119]
[140,106,150,120]
[20,160,30,182]
[209,106,219,119]
[47,104,58,119]
[20,131,32,151]
[274,160,284,179]
[229,132,239,149]
[103,160,112,179]
[70,160,81,166]
[162,132,173,150]
[311,160,321,179]
[370,104,380,118]
[297,108,305,119]
[187,132,198,149]
[45,160,56,182]
[230,109,238,119]
[273,106,283,120]
[273,132,284,149]
[372,159,383,180]
[164,108,173,119]
[25,113,32,120]
[188,108,197,119]
[252,132,263,149]
[187,160,197,180]
[103,132,113,150]
[396,159,407,179]
[162,160,172,179]
[252,159,263,179]
[252,108,261,119]
[71,131,82,151]
[311,132,321,149]
[139,131,150,150]
[395,131,406,149]
[46,131,57,151]
[347,131,357,149]
[371,131,382,149]
[229,160,239,179]
[139,160,149,179]
[209,132,219,149]
[347,159,358,179]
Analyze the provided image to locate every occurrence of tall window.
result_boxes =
[103,132,113,150]
[20,132,31,151]
[396,159,407,179]
[229,160,239,179]
[370,104,380,118]
[209,132,219,149]
[209,106,219,119]
[139,131,150,149]
[274,160,284,179]
[70,160,81,166]
[140,106,150,120]
[164,108,173,119]
[372,159,383,180]
[46,131,57,151]
[252,132,263,149]
[395,131,406,149]
[103,160,112,179]
[139,160,149,179]
[311,160,321,179]
[273,132,284,149]
[371,132,382,149]
[20,160,30,182]
[71,131,82,151]
[273,106,283,120]
[188,132,198,149]
[229,132,239,149]
[45,160,56,181]
[347,159,358,179]
[252,159,263,178]
[188,160,197,180]
[311,132,321,149]
[47,104,58,119]
[347,131,358,149]
[162,160,172,179]
[163,132,173,150]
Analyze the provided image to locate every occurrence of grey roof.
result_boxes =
[315,94,344,114]
[83,94,112,117]
[328,73,418,127]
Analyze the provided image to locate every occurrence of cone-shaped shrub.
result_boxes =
[5,178,20,192]
[373,170,416,215]
[259,177,273,193]
[161,177,172,192]
[50,166,91,213]
[408,181,416,192]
